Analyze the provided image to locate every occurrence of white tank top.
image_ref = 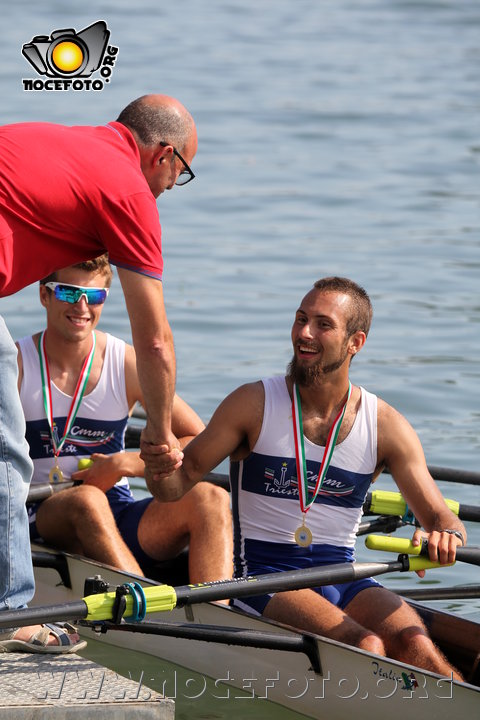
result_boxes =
[230,375,378,549]
[18,332,130,487]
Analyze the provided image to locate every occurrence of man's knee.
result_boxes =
[395,624,431,655]
[187,482,231,519]
[358,632,385,656]
[68,484,109,518]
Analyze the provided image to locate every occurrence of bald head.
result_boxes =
[117,94,197,154]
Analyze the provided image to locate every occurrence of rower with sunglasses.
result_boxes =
[0,94,198,652]
[16,256,233,588]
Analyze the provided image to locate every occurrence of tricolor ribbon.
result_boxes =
[38,330,96,458]
[292,380,352,515]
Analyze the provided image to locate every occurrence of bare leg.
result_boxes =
[263,588,386,655]
[137,481,233,583]
[35,485,143,575]
[345,587,462,680]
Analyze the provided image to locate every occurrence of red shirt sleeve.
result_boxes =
[94,190,164,280]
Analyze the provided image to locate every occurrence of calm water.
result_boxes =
[2,1,479,717]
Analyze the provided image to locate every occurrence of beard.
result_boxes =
[287,344,349,387]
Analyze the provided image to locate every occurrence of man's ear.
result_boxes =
[139,143,172,172]
[154,143,173,167]
[39,284,49,309]
[348,330,366,357]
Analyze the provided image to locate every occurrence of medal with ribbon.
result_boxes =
[38,330,96,483]
[291,381,352,546]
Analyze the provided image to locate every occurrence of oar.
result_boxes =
[365,535,480,566]
[364,489,480,523]
[357,515,405,536]
[422,465,480,487]
[0,557,451,631]
[395,585,480,601]
[27,480,75,503]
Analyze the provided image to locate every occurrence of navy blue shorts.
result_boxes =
[233,539,382,614]
[108,491,155,570]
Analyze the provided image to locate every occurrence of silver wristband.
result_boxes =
[442,529,465,546]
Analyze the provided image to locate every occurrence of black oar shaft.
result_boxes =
[459,503,480,522]
[450,546,480,565]
[174,560,407,606]
[0,557,434,629]
[428,465,480,486]
[0,601,88,631]
[397,586,480,601]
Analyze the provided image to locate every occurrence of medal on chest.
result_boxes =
[38,330,96,484]
[294,516,313,547]
[291,381,351,547]
[49,456,64,484]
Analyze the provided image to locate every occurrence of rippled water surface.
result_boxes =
[2,1,479,717]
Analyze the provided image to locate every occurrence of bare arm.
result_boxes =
[377,399,467,565]
[124,341,204,443]
[145,381,264,501]
[117,267,179,472]
[172,394,205,446]
[74,343,206,493]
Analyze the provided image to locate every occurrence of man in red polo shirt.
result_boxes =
[0,94,197,651]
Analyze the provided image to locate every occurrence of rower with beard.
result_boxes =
[144,276,466,678]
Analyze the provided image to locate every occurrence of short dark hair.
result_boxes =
[313,277,373,337]
[40,254,113,287]
[117,96,193,152]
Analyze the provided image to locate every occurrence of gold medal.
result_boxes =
[49,462,64,484]
[292,382,351,550]
[294,520,313,547]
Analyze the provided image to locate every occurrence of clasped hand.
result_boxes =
[139,429,184,480]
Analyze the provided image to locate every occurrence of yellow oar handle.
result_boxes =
[365,535,455,570]
[366,534,422,555]
[407,557,453,571]
[84,584,177,621]
[369,490,459,518]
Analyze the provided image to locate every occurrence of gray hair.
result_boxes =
[117,96,193,152]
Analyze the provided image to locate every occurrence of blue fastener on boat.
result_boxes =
[124,582,147,622]
[402,503,416,525]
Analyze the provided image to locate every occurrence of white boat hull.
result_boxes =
[31,545,480,720]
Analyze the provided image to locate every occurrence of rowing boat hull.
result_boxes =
[31,544,480,720]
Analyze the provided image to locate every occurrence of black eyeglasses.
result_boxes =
[159,142,195,186]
